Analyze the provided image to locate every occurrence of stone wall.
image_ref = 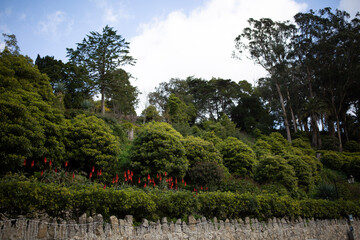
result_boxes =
[0,214,358,240]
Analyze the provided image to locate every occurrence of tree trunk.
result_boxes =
[331,96,343,152]
[287,87,297,133]
[307,71,321,148]
[275,82,291,143]
[101,87,105,115]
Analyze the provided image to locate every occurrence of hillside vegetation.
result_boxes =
[1,7,359,222]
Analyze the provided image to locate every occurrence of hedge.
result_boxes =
[1,180,359,222]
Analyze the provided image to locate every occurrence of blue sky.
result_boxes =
[1,0,359,112]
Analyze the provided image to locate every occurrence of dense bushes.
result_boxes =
[130,122,189,179]
[1,178,359,222]
[218,137,256,177]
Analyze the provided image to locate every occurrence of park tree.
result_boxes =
[35,55,93,109]
[0,46,66,174]
[67,25,135,115]
[105,69,139,116]
[1,33,20,55]
[234,18,296,142]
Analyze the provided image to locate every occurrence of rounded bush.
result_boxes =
[218,137,256,177]
[130,122,189,179]
[320,151,344,171]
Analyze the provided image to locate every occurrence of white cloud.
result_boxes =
[339,0,360,17]
[39,11,73,39]
[125,0,307,113]
[92,0,133,24]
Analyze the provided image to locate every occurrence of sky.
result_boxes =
[1,0,359,113]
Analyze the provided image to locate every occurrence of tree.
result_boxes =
[0,48,66,174]
[130,122,189,179]
[234,18,296,142]
[36,55,93,109]
[67,25,135,115]
[218,137,256,177]
[1,33,20,55]
[105,69,139,116]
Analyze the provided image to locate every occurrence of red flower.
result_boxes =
[89,172,92,178]
[156,173,159,178]
[103,184,106,189]
[147,174,150,180]
[185,182,187,187]
[124,171,126,178]
[49,160,52,167]
[23,159,26,166]
[92,166,95,173]
[112,178,115,184]
[175,178,178,185]
[160,176,162,181]
[201,186,203,190]
[41,170,44,176]
[31,160,34,167]
[44,157,47,164]
[99,169,102,176]
[131,171,133,177]
[164,172,167,177]
[138,177,141,184]
[182,178,184,183]
[125,176,128,182]
[72,173,75,179]
[127,169,130,176]
[65,161,68,167]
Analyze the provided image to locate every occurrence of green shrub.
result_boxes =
[130,122,189,179]
[218,137,256,177]
[252,139,272,158]
[344,140,360,152]
[254,155,297,190]
[321,136,339,151]
[320,151,344,170]
[188,162,225,189]
[1,178,359,221]
[181,136,222,167]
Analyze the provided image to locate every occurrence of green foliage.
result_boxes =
[1,178,360,221]
[130,122,189,179]
[285,155,313,189]
[0,50,66,174]
[320,151,344,171]
[65,114,120,177]
[188,162,225,189]
[218,137,256,177]
[347,156,360,181]
[182,136,222,167]
[344,140,360,153]
[291,138,316,156]
[321,136,340,151]
[254,155,297,190]
[252,139,272,158]
[140,105,162,123]
[154,190,199,220]
[313,182,338,200]
[202,115,240,140]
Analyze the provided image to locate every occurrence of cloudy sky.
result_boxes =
[1,0,359,112]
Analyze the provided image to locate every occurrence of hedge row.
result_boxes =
[1,180,359,221]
